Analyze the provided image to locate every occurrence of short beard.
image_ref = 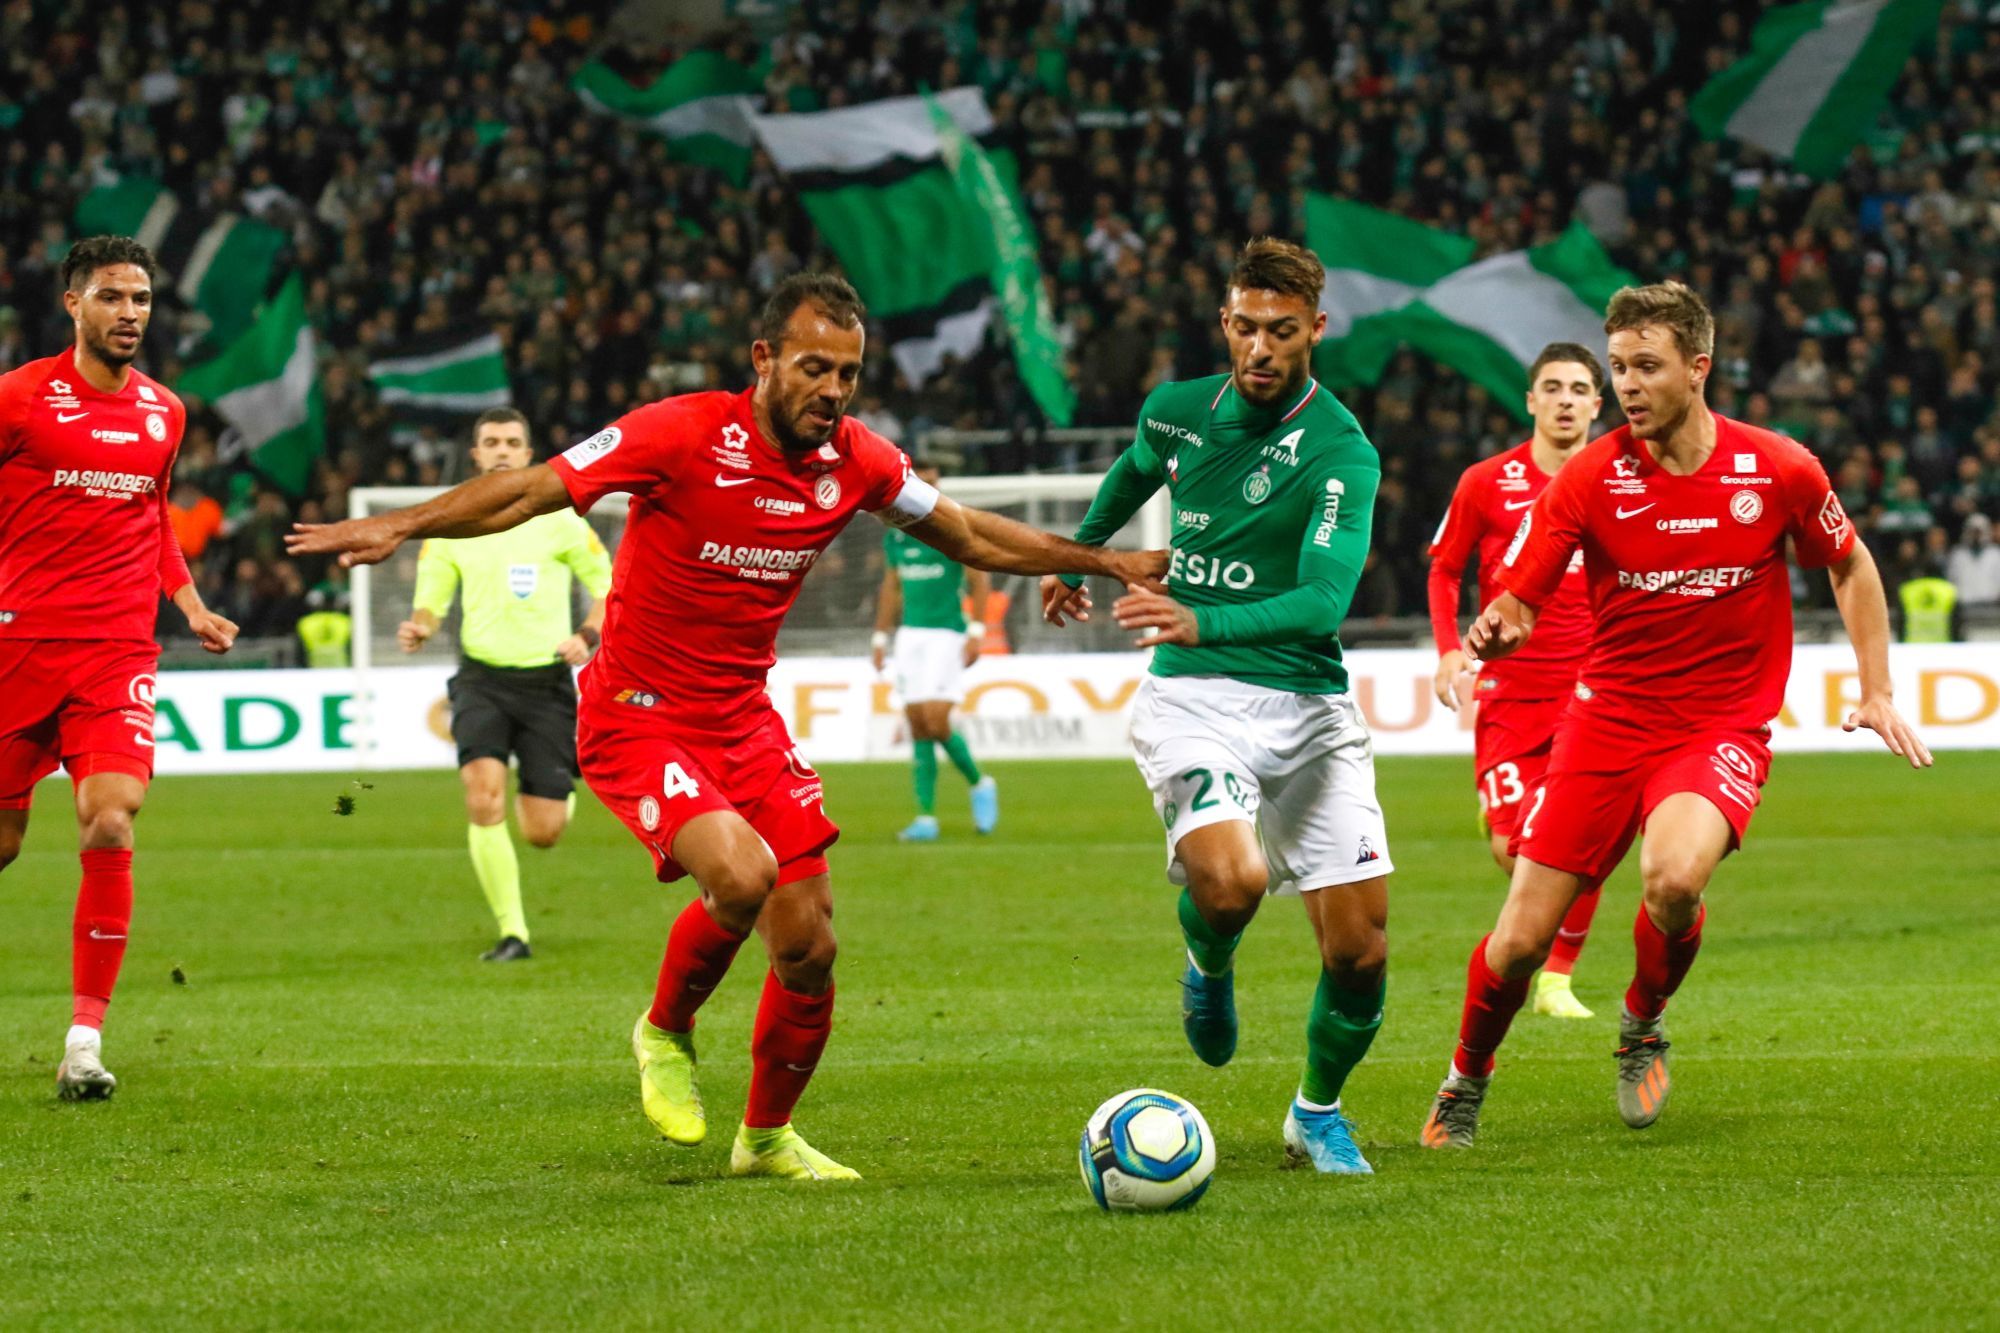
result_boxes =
[770,404,837,453]
[83,331,137,370]
[1234,362,1305,407]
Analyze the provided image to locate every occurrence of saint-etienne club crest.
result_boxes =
[1242,464,1273,505]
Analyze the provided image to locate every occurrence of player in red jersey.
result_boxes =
[0,236,238,1101]
[1420,282,1930,1148]
[1429,343,1605,1020]
[289,274,1163,1180]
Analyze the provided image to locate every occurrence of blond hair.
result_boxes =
[1604,280,1714,361]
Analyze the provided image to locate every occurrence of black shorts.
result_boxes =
[446,658,578,800]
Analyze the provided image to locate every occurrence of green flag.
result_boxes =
[1691,0,1944,178]
[1306,196,1635,420]
[178,275,323,496]
[927,92,1073,426]
[368,328,511,418]
[573,51,761,184]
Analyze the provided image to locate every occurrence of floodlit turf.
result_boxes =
[2,752,1995,1329]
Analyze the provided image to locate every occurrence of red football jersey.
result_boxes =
[549,388,925,736]
[0,348,190,642]
[1428,440,1593,700]
[1501,416,1854,730]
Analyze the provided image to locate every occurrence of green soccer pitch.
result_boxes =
[2,754,1995,1329]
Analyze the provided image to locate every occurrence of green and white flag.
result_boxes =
[178,274,323,496]
[368,328,511,418]
[72,174,287,349]
[928,93,1074,426]
[752,88,1010,394]
[1307,195,1634,419]
[1691,0,1944,179]
[573,50,760,183]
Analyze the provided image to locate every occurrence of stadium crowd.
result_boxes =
[3,0,2000,651]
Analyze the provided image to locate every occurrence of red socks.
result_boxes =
[1453,935,1531,1079]
[73,849,133,1029]
[744,972,834,1129]
[1543,880,1603,976]
[1626,903,1705,1021]
[648,897,748,1033]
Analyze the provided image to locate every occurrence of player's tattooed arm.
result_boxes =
[1464,590,1539,662]
[287,465,572,567]
[905,496,1168,589]
[1826,542,1933,769]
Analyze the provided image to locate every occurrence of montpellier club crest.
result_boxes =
[1729,489,1763,525]
[145,413,167,441]
[814,474,842,509]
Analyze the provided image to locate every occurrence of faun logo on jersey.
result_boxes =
[561,426,621,470]
[1261,428,1305,466]
[1729,490,1764,525]
[1145,417,1204,451]
[1168,548,1255,590]
[1242,464,1273,505]
[1312,477,1344,547]
[698,540,820,582]
[91,428,141,444]
[1655,516,1719,534]
[54,468,156,497]
[1617,566,1754,596]
[755,495,806,516]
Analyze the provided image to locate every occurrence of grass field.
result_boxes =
[1,752,1996,1329]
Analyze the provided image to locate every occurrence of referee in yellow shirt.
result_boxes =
[400,409,614,960]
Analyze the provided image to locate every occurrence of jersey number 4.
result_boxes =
[662,762,702,800]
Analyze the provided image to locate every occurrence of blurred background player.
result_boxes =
[399,407,611,961]
[0,236,236,1100]
[291,273,1164,1181]
[1422,282,1932,1149]
[1044,239,1390,1175]
[870,461,999,843]
[1428,343,1606,1020]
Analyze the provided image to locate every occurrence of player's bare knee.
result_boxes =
[1641,857,1709,915]
[1321,929,1387,988]
[523,824,562,850]
[771,925,837,990]
[1185,854,1266,925]
[1486,924,1550,979]
[704,844,779,923]
[80,805,135,849]
[465,793,505,826]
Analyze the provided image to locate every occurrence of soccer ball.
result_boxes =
[1078,1088,1216,1212]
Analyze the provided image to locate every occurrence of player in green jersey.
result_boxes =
[401,408,613,961]
[870,462,999,841]
[1044,239,1390,1174]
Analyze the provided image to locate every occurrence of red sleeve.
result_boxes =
[547,400,690,511]
[1426,468,1484,654]
[0,370,25,463]
[157,410,191,598]
[1780,445,1856,569]
[1499,453,1590,610]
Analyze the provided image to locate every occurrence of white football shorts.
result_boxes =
[1128,674,1393,895]
[892,626,969,705]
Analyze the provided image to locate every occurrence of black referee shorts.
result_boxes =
[446,658,578,800]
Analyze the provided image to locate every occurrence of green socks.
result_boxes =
[1300,970,1385,1107]
[940,731,981,783]
[912,741,939,815]
[467,821,527,941]
[1178,887,1242,977]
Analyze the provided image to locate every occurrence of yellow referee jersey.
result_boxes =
[413,510,613,668]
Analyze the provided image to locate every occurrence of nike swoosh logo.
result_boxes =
[783,1062,817,1072]
[714,476,753,488]
[1615,504,1656,519]
[57,411,88,423]
[87,929,126,940]
[1503,499,1533,510]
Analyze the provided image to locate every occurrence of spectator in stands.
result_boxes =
[1947,513,2000,606]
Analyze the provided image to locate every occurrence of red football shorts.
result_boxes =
[0,639,159,808]
[578,700,838,886]
[1473,694,1569,839]
[1513,702,1772,882]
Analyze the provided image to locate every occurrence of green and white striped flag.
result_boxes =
[927,93,1074,427]
[1691,0,1944,179]
[368,328,511,419]
[752,89,1015,398]
[178,274,323,496]
[72,174,287,349]
[1307,196,1634,420]
[573,50,760,184]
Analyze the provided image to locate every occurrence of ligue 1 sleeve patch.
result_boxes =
[561,426,621,470]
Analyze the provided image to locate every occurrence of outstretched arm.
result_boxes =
[904,495,1167,588]
[1827,541,1931,768]
[286,464,573,567]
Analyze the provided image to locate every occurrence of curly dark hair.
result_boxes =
[62,234,158,292]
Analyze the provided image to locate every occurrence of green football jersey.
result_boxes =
[884,528,967,631]
[413,510,614,668]
[1071,374,1381,693]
